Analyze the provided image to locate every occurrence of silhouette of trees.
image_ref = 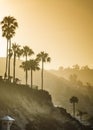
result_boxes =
[37,51,51,90]
[22,46,34,85]
[0,15,53,90]
[72,64,80,71]
[70,96,79,117]
[1,16,18,79]
[69,74,78,84]
[28,59,40,88]
[81,65,90,70]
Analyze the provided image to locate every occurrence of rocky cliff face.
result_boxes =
[0,80,87,130]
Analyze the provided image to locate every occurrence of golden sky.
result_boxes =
[0,0,93,69]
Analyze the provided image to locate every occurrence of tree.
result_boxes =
[72,64,80,71]
[1,16,18,79]
[28,59,40,88]
[81,65,90,70]
[12,43,21,83]
[70,96,79,117]
[77,110,87,122]
[22,46,34,85]
[69,74,78,84]
[37,51,51,90]
[20,61,29,85]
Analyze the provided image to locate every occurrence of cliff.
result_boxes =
[0,80,88,130]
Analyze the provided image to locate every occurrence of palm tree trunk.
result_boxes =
[26,55,27,85]
[25,71,27,85]
[13,52,16,83]
[8,55,10,80]
[73,103,75,117]
[5,38,8,79]
[41,59,44,90]
[31,69,33,88]
[8,39,11,81]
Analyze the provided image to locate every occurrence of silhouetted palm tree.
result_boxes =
[12,43,21,83]
[20,61,29,85]
[70,96,79,117]
[77,110,87,122]
[1,16,18,79]
[22,46,34,85]
[37,51,51,90]
[28,59,40,88]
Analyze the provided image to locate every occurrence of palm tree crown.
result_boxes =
[28,59,40,71]
[20,61,29,72]
[70,96,79,104]
[37,51,51,62]
[22,46,34,61]
[1,16,18,40]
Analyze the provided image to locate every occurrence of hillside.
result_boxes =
[0,81,87,130]
[0,58,93,120]
[50,66,93,85]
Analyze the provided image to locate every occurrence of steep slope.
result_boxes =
[0,58,93,119]
[0,81,85,130]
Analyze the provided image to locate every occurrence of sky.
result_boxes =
[0,0,93,69]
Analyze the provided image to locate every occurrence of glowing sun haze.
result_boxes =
[0,0,93,69]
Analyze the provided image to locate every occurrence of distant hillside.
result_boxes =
[50,66,93,85]
[0,58,93,120]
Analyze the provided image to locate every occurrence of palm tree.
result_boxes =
[1,16,18,79]
[37,51,51,90]
[77,110,87,122]
[70,96,79,117]
[22,46,34,85]
[28,59,40,88]
[20,61,29,85]
[12,43,21,83]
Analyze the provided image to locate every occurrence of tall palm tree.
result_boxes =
[28,59,40,88]
[20,61,29,85]
[70,96,79,117]
[1,16,18,79]
[22,46,34,85]
[12,43,21,83]
[37,51,51,90]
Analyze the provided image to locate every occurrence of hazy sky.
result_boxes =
[0,0,93,69]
